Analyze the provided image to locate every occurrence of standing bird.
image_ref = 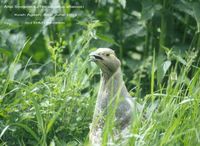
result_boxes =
[89,48,141,145]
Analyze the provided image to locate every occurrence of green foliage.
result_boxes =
[0,0,200,145]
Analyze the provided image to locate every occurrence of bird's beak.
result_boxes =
[89,51,103,61]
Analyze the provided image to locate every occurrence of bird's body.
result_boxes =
[89,48,140,145]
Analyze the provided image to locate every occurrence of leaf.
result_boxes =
[46,105,64,134]
[0,125,9,139]
[124,22,145,37]
[0,123,39,142]
[179,99,194,105]
[163,60,171,75]
[170,72,177,81]
[125,58,140,72]
[174,0,200,32]
[156,54,165,84]
[8,38,31,80]
[0,19,19,30]
[193,2,200,32]
[160,115,182,145]
[173,0,193,16]
[141,1,162,20]
[0,48,12,56]
[8,63,22,80]
[10,123,39,141]
[173,55,187,65]
[49,140,56,146]
[32,98,44,133]
[157,60,171,84]
[67,141,78,146]
[96,33,119,46]
[118,0,126,9]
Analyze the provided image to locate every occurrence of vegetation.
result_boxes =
[0,0,200,145]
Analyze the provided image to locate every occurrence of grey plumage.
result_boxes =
[89,48,141,145]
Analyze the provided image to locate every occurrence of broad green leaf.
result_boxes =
[163,60,171,75]
[173,1,193,16]
[96,33,119,46]
[124,22,145,37]
[141,1,162,20]
[118,0,126,9]
[157,59,173,84]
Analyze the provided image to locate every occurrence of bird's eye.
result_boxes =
[106,53,110,56]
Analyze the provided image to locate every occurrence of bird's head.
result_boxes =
[89,48,121,76]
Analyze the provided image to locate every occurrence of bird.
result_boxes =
[89,48,141,146]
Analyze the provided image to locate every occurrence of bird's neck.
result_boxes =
[99,68,129,98]
[102,68,123,85]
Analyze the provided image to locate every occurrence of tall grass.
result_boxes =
[90,50,200,146]
[0,21,101,146]
[1,24,200,145]
[1,3,200,145]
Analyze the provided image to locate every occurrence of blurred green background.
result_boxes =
[0,0,200,145]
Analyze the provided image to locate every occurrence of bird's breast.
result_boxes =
[98,89,110,109]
